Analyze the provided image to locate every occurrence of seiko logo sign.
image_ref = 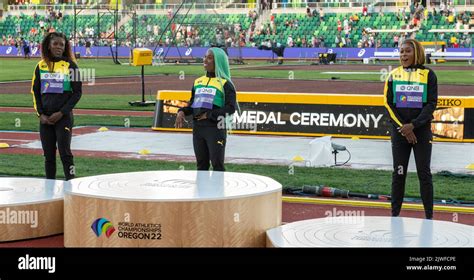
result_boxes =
[357,49,366,57]
[438,99,462,107]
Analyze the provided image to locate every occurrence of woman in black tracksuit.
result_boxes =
[174,48,236,171]
[384,38,438,219]
[31,32,82,180]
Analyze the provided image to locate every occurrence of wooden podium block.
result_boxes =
[0,178,63,242]
[267,216,474,247]
[64,171,282,247]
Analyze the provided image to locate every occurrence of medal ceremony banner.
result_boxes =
[152,91,474,142]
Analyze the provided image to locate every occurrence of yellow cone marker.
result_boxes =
[0,143,10,148]
[139,149,151,155]
[98,127,109,132]
[292,155,304,162]
[466,164,474,170]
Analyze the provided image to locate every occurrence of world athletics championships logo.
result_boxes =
[91,218,115,238]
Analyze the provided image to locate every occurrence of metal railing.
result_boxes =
[6,2,254,12]
[6,0,474,13]
[272,0,410,9]
[134,3,254,11]
[8,4,114,12]
[272,0,474,9]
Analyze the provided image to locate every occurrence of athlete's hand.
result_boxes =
[196,112,208,121]
[398,123,414,137]
[405,131,418,144]
[40,114,53,125]
[175,111,186,128]
[399,123,417,144]
[48,111,64,124]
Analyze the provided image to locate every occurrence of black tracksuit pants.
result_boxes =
[390,124,433,219]
[193,125,227,171]
[39,112,75,180]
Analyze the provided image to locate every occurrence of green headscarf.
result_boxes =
[209,47,240,113]
[209,47,234,89]
[209,47,240,131]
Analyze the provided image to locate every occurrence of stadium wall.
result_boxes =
[1,46,473,59]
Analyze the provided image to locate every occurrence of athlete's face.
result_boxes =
[50,37,65,58]
[204,50,215,73]
[400,43,415,68]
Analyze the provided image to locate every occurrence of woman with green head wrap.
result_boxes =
[175,47,237,171]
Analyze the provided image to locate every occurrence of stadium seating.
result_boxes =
[0,14,114,43]
[0,10,470,48]
[266,11,465,48]
[117,13,253,46]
